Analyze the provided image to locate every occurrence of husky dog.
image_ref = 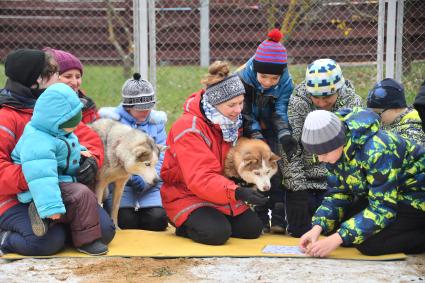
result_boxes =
[89,118,164,227]
[224,137,280,192]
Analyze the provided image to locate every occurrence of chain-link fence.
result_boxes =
[0,0,424,123]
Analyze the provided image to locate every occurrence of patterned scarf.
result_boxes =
[202,95,242,144]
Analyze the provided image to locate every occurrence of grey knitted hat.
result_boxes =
[205,74,245,106]
[301,110,346,155]
[122,73,155,110]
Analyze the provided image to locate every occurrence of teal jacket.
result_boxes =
[312,107,425,245]
[12,83,84,218]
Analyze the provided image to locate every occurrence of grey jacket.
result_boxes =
[282,80,363,191]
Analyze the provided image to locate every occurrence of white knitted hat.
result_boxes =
[122,73,155,110]
[301,110,346,155]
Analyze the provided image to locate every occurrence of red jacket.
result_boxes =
[0,105,104,216]
[160,89,249,227]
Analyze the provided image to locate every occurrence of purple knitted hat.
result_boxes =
[253,28,288,75]
[43,47,83,75]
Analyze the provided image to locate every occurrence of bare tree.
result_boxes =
[105,0,133,77]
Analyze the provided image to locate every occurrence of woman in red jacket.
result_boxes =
[160,61,265,245]
[0,49,115,256]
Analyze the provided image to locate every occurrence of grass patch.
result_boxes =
[1,61,424,131]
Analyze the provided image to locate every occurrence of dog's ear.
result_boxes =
[270,152,281,163]
[240,153,258,168]
[133,146,150,161]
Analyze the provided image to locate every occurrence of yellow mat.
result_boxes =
[3,229,406,261]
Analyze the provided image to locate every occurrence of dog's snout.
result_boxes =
[260,185,271,192]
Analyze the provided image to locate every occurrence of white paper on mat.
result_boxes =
[262,245,306,255]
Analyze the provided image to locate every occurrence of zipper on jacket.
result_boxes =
[58,137,71,174]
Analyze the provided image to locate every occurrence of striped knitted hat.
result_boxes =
[305,58,345,96]
[253,28,287,75]
[301,110,346,155]
[205,74,245,106]
[122,73,155,110]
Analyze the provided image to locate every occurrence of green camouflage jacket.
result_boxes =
[283,80,363,191]
[382,107,425,146]
[312,108,425,245]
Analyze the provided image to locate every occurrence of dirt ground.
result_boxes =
[0,254,424,282]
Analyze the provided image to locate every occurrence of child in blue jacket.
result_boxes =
[238,28,296,233]
[99,73,168,231]
[12,83,111,255]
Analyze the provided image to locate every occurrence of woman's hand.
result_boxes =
[299,225,322,252]
[304,232,343,258]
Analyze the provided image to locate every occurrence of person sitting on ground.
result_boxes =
[413,79,425,133]
[99,73,168,231]
[12,83,109,256]
[237,28,296,234]
[161,61,265,245]
[299,108,425,257]
[283,58,363,238]
[0,49,115,257]
[367,78,425,145]
[44,47,99,123]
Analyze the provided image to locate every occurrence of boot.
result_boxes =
[77,239,108,256]
[28,202,49,237]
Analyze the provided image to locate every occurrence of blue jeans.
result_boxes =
[0,203,115,256]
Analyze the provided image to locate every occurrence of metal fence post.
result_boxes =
[133,0,149,79]
[200,0,210,68]
[377,0,385,82]
[395,0,404,82]
[386,0,397,79]
[148,0,157,91]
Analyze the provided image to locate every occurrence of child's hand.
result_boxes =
[48,214,62,220]
[81,151,92,158]
[305,233,343,258]
[299,225,322,252]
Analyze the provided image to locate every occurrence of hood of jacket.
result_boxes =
[238,57,292,96]
[30,83,83,136]
[336,107,381,156]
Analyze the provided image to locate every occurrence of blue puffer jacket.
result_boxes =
[102,106,167,210]
[238,57,294,139]
[11,83,84,218]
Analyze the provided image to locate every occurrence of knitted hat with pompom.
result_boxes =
[253,28,288,75]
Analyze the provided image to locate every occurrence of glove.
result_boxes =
[280,135,298,161]
[127,175,146,191]
[235,186,268,206]
[76,156,98,188]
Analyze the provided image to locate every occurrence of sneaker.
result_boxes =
[77,239,108,256]
[28,202,49,237]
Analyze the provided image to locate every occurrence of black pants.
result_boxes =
[254,170,286,228]
[175,206,263,245]
[255,131,286,228]
[355,203,425,255]
[285,189,326,238]
[117,207,168,231]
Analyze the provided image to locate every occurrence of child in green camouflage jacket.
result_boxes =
[299,107,425,257]
[368,78,425,145]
